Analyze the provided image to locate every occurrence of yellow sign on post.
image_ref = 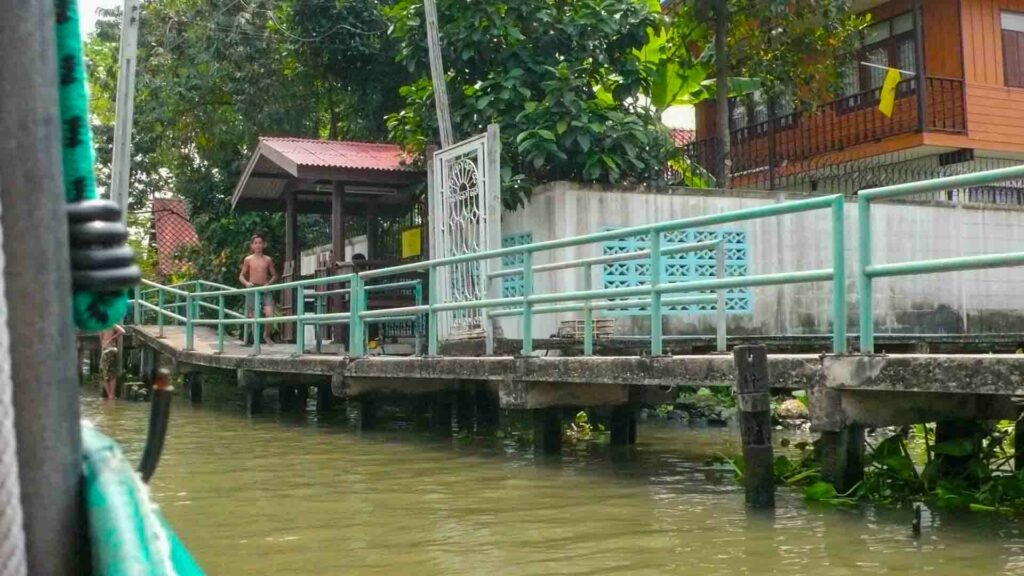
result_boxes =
[401,227,422,259]
[878,68,902,117]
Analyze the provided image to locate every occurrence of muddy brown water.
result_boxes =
[82,395,1024,576]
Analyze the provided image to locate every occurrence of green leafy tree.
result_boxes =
[386,0,678,205]
[85,0,406,282]
[666,0,867,185]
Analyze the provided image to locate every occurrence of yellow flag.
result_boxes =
[878,68,902,117]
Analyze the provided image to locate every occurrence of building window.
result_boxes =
[836,12,917,113]
[1003,11,1024,88]
[843,12,917,97]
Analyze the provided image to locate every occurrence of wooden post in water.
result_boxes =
[733,345,775,508]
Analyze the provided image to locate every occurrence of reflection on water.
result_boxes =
[83,396,1024,576]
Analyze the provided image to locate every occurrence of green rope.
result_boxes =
[56,0,130,331]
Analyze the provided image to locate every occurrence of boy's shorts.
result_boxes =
[99,347,119,381]
[245,290,274,313]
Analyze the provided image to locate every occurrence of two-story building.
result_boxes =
[687,0,1024,201]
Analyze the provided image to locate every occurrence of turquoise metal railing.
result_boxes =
[134,275,422,356]
[356,193,847,356]
[132,192,850,357]
[857,164,1024,353]
[486,238,728,354]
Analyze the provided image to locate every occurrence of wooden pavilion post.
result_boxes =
[366,200,379,260]
[285,191,298,271]
[282,192,298,342]
[331,183,347,344]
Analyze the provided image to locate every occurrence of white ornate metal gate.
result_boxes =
[428,124,501,346]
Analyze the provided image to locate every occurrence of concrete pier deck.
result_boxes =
[133,325,1024,423]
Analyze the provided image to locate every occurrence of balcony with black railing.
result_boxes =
[683,76,966,186]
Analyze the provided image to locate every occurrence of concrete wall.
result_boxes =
[496,182,1024,339]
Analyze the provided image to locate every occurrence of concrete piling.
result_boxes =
[238,369,264,416]
[184,373,203,403]
[456,384,475,433]
[1016,416,1024,472]
[358,397,378,431]
[430,391,454,435]
[474,382,501,434]
[818,426,865,493]
[733,345,774,508]
[140,347,158,387]
[532,407,562,455]
[317,383,336,412]
[610,404,638,446]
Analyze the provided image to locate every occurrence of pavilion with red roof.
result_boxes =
[232,137,427,342]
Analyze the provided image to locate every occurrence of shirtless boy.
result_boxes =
[239,233,279,344]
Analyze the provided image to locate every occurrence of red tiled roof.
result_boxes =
[259,137,416,173]
[669,128,695,147]
[153,197,199,277]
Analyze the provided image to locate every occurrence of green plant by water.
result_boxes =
[722,420,1024,514]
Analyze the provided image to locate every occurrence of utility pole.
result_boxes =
[423,0,454,148]
[110,0,141,222]
[712,0,731,189]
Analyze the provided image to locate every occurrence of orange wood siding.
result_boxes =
[960,0,1024,149]
[924,0,964,78]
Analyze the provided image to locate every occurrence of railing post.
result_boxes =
[583,262,594,356]
[349,275,365,358]
[253,289,262,355]
[428,267,439,356]
[857,197,873,353]
[913,0,927,132]
[184,294,194,351]
[650,231,663,356]
[832,197,848,354]
[295,285,305,355]
[414,282,423,356]
[157,289,165,338]
[715,241,727,353]
[133,284,142,324]
[315,292,324,353]
[521,250,534,356]
[217,294,225,354]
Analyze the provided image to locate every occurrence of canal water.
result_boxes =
[83,396,1024,576]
